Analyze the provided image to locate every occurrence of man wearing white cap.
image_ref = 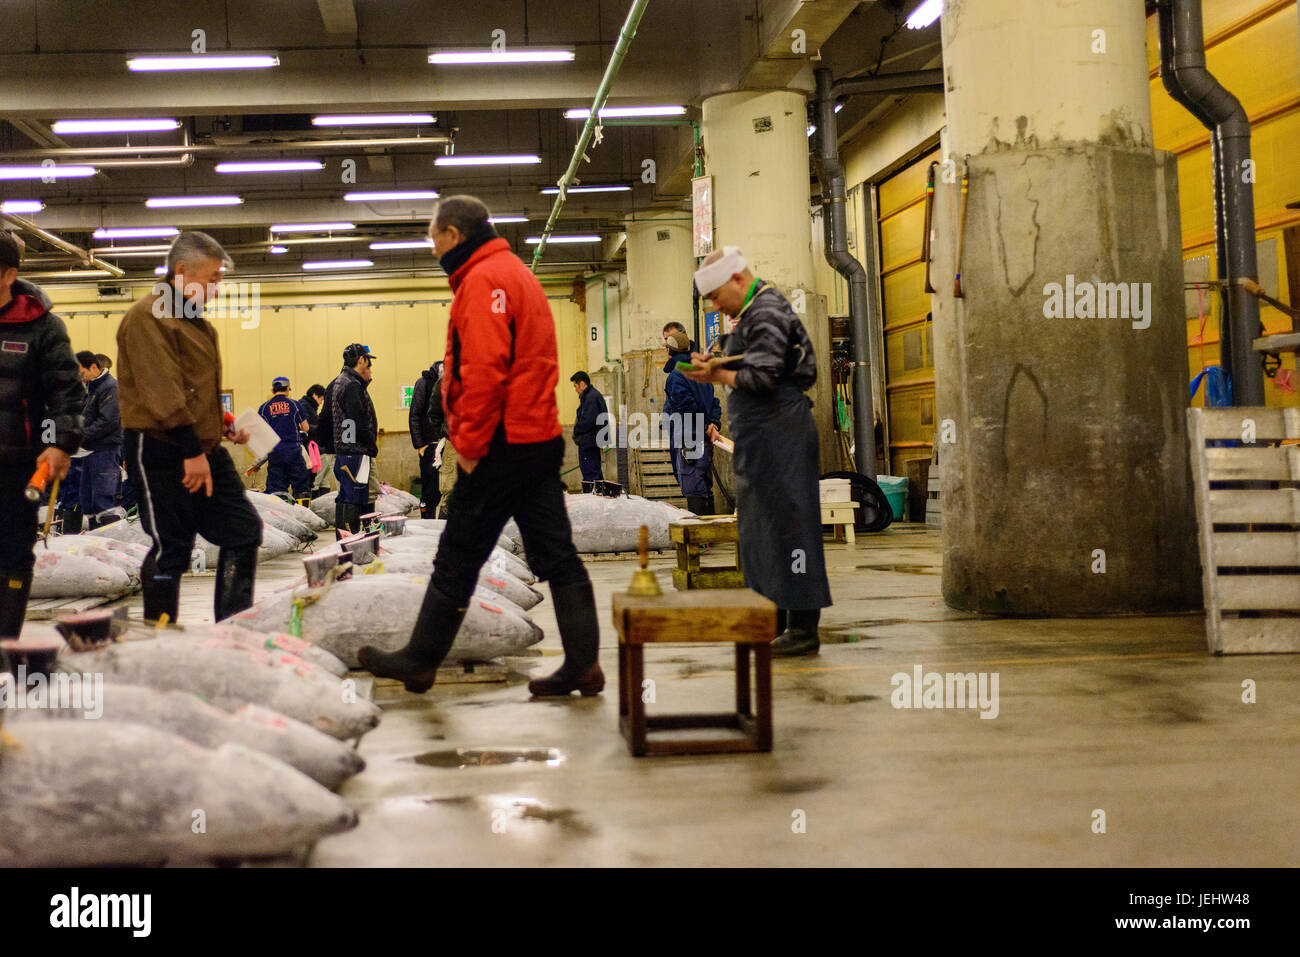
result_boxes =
[684,246,831,656]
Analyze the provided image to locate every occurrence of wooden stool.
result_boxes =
[820,501,859,543]
[670,517,744,590]
[612,588,776,756]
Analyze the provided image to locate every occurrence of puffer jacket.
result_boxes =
[318,366,378,457]
[81,372,122,452]
[0,290,84,465]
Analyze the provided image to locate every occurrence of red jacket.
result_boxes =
[441,237,561,460]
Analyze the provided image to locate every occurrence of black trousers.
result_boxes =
[431,433,588,605]
[577,445,603,483]
[266,449,313,500]
[0,464,40,575]
[124,431,263,580]
[417,445,441,519]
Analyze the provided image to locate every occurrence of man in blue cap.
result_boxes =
[257,376,312,500]
[317,343,378,534]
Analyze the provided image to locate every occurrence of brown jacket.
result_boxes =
[116,288,224,453]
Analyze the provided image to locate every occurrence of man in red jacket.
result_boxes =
[359,195,603,697]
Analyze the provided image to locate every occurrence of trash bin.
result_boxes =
[876,475,908,521]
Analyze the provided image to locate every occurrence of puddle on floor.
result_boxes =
[759,776,830,794]
[409,747,565,768]
[856,564,941,575]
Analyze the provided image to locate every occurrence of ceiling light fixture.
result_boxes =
[906,0,943,30]
[51,119,182,135]
[0,165,96,180]
[539,185,630,194]
[92,227,180,240]
[369,241,433,250]
[215,161,324,173]
[91,246,173,258]
[303,259,373,270]
[269,246,289,254]
[146,196,243,208]
[525,235,600,244]
[488,216,528,224]
[126,54,280,71]
[564,106,685,119]
[429,49,574,64]
[0,200,44,213]
[344,190,440,202]
[434,154,541,167]
[270,222,355,233]
[313,114,435,126]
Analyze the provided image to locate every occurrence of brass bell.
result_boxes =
[626,525,662,597]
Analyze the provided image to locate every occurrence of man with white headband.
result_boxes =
[683,246,831,656]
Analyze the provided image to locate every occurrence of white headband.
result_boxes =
[694,245,747,296]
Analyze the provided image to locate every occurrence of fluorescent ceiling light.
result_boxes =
[51,118,181,135]
[906,0,943,30]
[564,106,685,119]
[146,195,243,208]
[434,154,540,167]
[154,266,167,276]
[269,246,289,254]
[93,227,180,239]
[525,235,600,244]
[91,246,172,258]
[126,54,280,71]
[0,165,96,180]
[1,200,44,213]
[215,161,323,174]
[270,223,355,233]
[489,216,528,224]
[314,114,435,126]
[29,270,113,279]
[369,241,432,250]
[429,49,574,64]
[540,184,630,194]
[344,190,439,202]
[303,259,373,270]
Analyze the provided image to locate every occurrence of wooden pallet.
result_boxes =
[582,548,673,562]
[1188,406,1300,654]
[24,595,119,621]
[670,517,744,589]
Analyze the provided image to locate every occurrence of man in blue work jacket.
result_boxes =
[257,376,312,500]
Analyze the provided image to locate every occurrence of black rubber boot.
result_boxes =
[334,503,362,538]
[141,571,181,625]
[685,495,709,516]
[0,570,33,639]
[771,608,821,657]
[528,579,604,697]
[59,508,84,535]
[358,584,467,693]
[214,546,258,621]
[581,481,594,494]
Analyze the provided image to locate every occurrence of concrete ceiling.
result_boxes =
[0,0,944,279]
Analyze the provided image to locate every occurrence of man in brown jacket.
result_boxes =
[117,231,262,623]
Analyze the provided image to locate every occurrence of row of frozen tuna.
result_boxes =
[32,492,331,599]
[0,624,378,866]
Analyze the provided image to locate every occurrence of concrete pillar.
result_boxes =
[702,90,836,472]
[931,0,1199,615]
[623,211,696,351]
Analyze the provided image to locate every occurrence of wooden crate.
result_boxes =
[1187,406,1300,654]
[670,517,744,590]
[24,595,118,621]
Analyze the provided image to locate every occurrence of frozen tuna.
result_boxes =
[8,684,364,790]
[0,721,357,866]
[371,547,543,608]
[378,534,535,584]
[82,517,153,548]
[503,493,691,553]
[404,518,521,555]
[232,574,543,668]
[44,537,142,584]
[205,622,350,677]
[61,638,381,740]
[30,548,133,598]
[377,484,420,513]
[247,490,329,533]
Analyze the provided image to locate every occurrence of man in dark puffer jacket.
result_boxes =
[0,232,84,639]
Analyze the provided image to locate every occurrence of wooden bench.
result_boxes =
[820,501,859,544]
[612,588,777,756]
[670,517,744,590]
[1188,406,1300,654]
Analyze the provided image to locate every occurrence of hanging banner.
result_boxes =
[692,175,714,257]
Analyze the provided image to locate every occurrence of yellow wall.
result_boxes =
[42,273,589,434]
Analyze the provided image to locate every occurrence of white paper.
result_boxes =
[433,438,446,468]
[711,435,735,454]
[355,455,370,485]
[233,408,282,460]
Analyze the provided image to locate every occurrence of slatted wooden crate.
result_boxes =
[926,445,943,529]
[1187,406,1300,654]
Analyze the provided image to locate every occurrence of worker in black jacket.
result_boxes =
[408,360,446,519]
[570,371,607,492]
[75,350,122,526]
[0,232,84,640]
[317,343,379,534]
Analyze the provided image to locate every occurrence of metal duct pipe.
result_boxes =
[1157,0,1263,405]
[831,69,944,99]
[0,213,125,278]
[532,0,651,270]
